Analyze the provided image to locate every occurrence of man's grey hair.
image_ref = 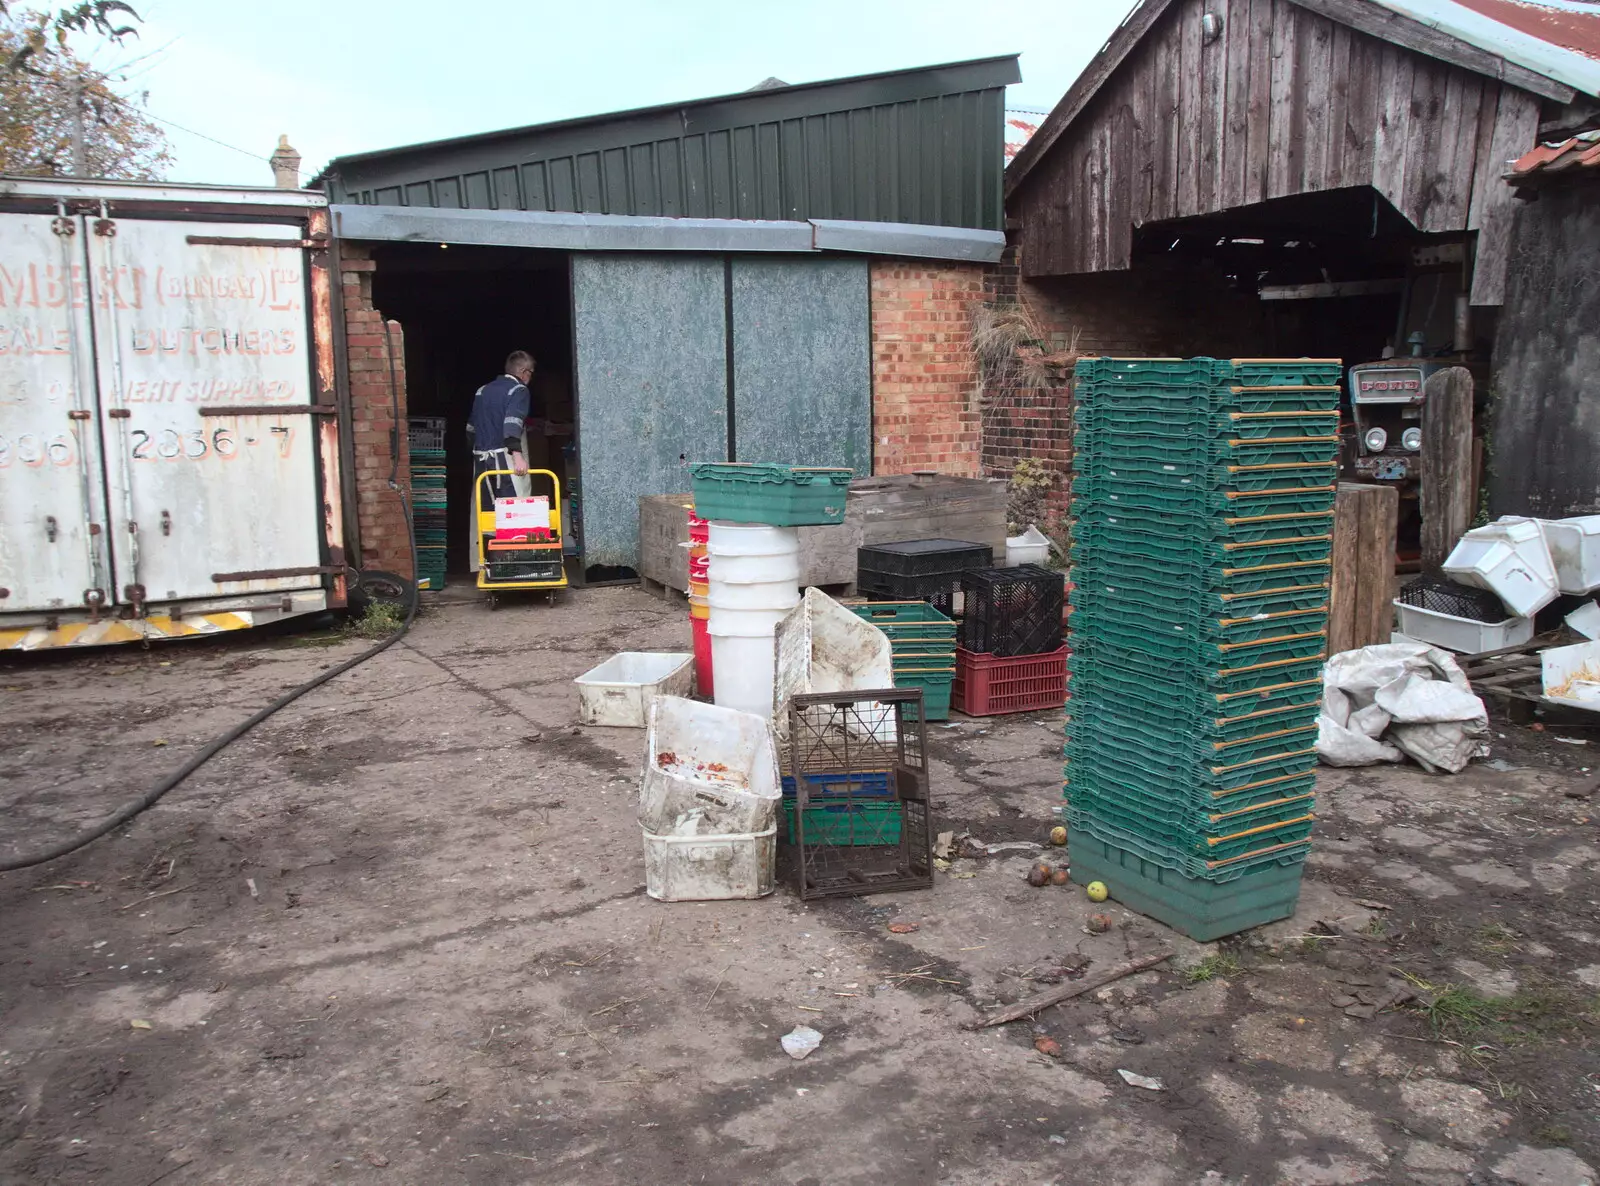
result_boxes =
[505,350,535,376]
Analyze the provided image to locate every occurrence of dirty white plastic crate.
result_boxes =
[1392,601,1533,655]
[1443,520,1558,619]
[641,823,776,901]
[1542,515,1600,595]
[1005,525,1051,568]
[575,652,694,728]
[773,588,895,739]
[639,695,780,836]
[1567,600,1600,641]
[1543,640,1600,710]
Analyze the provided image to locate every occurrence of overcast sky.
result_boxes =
[85,0,1131,187]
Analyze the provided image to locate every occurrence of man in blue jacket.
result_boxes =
[467,350,538,569]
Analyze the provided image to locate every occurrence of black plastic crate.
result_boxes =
[857,538,993,577]
[959,565,1064,656]
[858,570,960,617]
[1396,575,1509,624]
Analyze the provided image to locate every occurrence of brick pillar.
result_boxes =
[869,259,987,477]
[341,244,413,579]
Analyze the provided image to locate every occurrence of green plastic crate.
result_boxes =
[1065,803,1312,881]
[1067,828,1305,941]
[688,463,852,526]
[1076,506,1335,544]
[1072,526,1333,568]
[1067,655,1326,719]
[1075,357,1230,386]
[895,669,954,721]
[1065,779,1316,848]
[1228,359,1344,388]
[784,799,903,846]
[1074,476,1338,518]
[847,601,958,638]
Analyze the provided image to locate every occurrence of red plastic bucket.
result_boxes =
[691,613,714,699]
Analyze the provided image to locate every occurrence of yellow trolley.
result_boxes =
[474,468,569,606]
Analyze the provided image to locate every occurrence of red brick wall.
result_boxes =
[341,244,413,579]
[978,235,1271,528]
[869,260,987,477]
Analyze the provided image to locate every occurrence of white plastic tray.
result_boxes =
[575,652,693,728]
[1392,601,1532,655]
[642,823,776,901]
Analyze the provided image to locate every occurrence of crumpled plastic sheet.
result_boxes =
[1317,642,1491,773]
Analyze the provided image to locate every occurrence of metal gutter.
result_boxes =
[330,205,1007,263]
[0,175,327,207]
[811,220,1006,263]
[333,205,815,253]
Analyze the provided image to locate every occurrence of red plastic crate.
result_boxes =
[954,645,1069,716]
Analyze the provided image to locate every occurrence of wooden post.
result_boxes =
[1329,482,1399,654]
[1420,366,1475,570]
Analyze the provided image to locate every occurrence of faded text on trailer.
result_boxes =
[0,177,348,651]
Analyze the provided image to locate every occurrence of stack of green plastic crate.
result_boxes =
[846,601,956,721]
[407,418,448,591]
[1064,357,1342,941]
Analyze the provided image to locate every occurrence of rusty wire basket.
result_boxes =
[783,688,934,900]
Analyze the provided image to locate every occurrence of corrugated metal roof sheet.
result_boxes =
[320,55,1020,232]
[1507,128,1600,179]
[1377,0,1600,97]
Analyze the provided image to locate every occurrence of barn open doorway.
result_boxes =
[1126,187,1495,563]
[371,245,574,580]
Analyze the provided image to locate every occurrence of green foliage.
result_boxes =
[1185,952,1243,983]
[2,2,139,70]
[1005,457,1057,537]
[1400,971,1600,1044]
[0,5,168,179]
[345,601,404,640]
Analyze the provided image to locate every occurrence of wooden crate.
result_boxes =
[637,474,1007,597]
[636,494,862,596]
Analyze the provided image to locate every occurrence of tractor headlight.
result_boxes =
[1364,427,1388,452]
[1401,427,1422,451]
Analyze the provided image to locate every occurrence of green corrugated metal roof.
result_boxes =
[319,55,1020,232]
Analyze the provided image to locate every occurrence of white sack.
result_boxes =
[1317,642,1490,773]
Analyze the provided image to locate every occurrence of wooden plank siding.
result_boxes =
[1010,0,1545,299]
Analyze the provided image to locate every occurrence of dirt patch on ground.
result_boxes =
[1,587,1595,1185]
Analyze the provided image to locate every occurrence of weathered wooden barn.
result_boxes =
[1493,129,1600,518]
[994,0,1600,526]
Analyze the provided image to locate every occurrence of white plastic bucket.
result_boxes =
[641,823,776,901]
[708,604,795,637]
[708,549,802,584]
[707,578,801,611]
[707,522,800,556]
[711,633,779,716]
[639,694,780,835]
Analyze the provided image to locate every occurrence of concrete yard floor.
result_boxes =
[2,587,1597,1186]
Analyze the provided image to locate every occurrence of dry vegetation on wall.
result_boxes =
[973,298,1079,557]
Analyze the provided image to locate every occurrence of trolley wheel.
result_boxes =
[486,593,499,611]
[547,591,557,605]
